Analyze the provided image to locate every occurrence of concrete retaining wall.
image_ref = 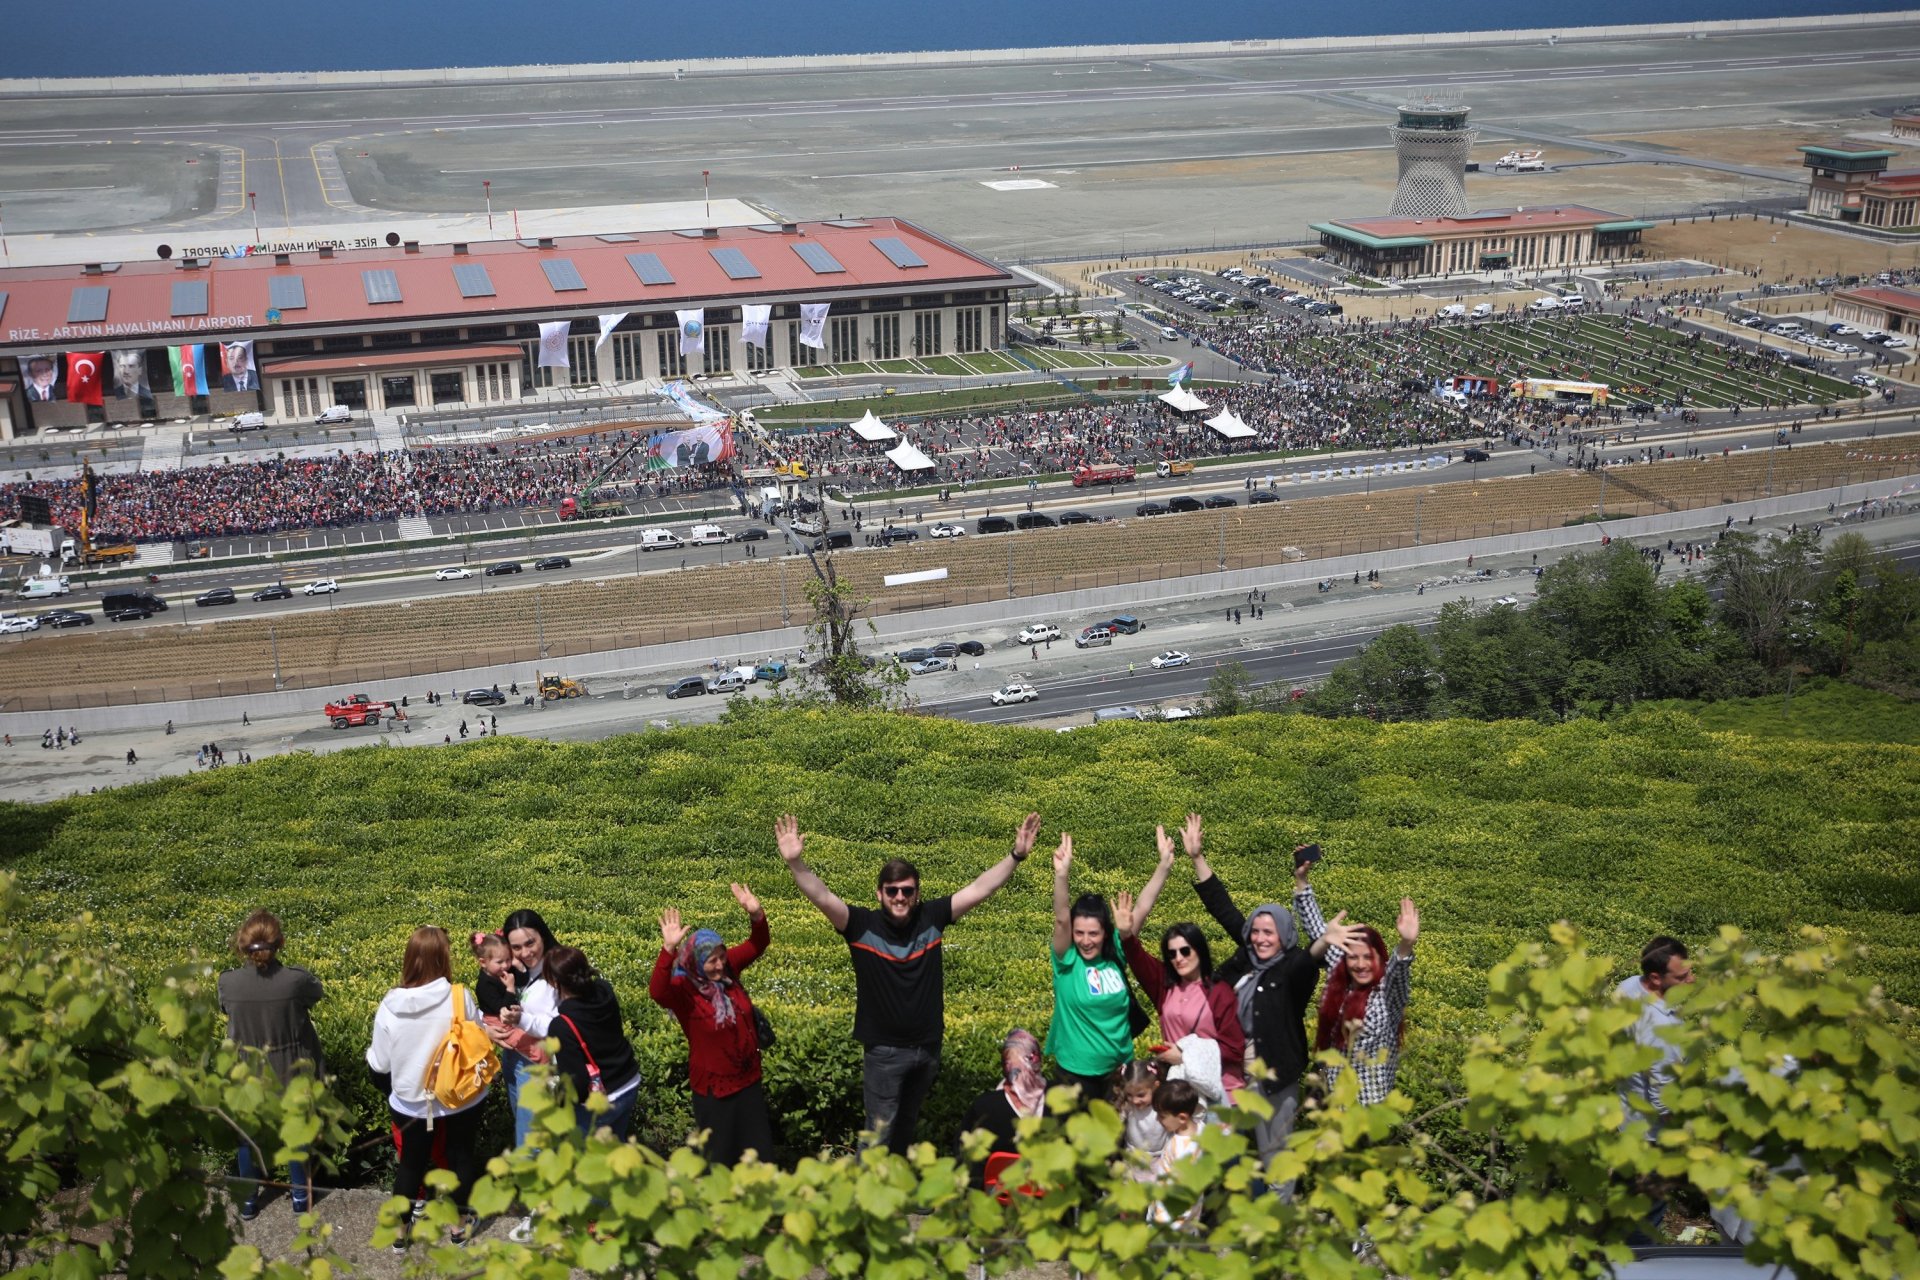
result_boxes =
[2,11,1916,96]
[10,471,1912,736]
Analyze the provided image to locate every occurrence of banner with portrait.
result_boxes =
[20,353,62,402]
[112,349,151,398]
[220,340,258,391]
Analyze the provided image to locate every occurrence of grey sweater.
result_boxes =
[219,961,326,1083]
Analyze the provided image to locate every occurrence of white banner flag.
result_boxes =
[741,304,772,350]
[799,303,829,350]
[677,308,706,357]
[594,312,628,352]
[537,321,572,369]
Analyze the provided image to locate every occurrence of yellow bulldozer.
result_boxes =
[539,673,588,700]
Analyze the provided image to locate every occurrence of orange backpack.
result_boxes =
[421,985,498,1122]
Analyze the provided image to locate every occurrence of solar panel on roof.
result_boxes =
[673,229,709,239]
[541,259,587,292]
[68,286,110,323]
[362,269,402,305]
[170,280,210,317]
[870,237,927,269]
[710,248,761,280]
[594,234,636,243]
[268,276,307,310]
[452,262,496,298]
[792,242,846,274]
[625,253,674,285]
[825,219,872,228]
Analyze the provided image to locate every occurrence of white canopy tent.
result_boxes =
[1158,386,1210,413]
[849,410,898,442]
[886,440,937,472]
[1203,409,1256,439]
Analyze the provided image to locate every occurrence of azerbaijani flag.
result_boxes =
[1167,362,1193,387]
[170,344,206,396]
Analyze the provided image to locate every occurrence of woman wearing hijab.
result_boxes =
[649,883,774,1165]
[1181,815,1346,1171]
[956,1028,1049,1185]
[1295,865,1420,1105]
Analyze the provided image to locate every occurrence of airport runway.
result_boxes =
[2,24,1918,257]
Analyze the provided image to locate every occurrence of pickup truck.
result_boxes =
[1155,460,1194,478]
[1072,464,1136,487]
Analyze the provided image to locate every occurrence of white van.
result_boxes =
[1439,303,1467,319]
[1528,297,1563,313]
[228,411,267,432]
[1160,326,1179,339]
[1093,705,1146,723]
[640,528,684,552]
[19,575,71,600]
[687,524,732,546]
[1470,302,1495,319]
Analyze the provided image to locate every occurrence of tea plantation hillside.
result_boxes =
[3,708,1915,1159]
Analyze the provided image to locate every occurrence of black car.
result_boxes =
[1462,447,1491,463]
[486,561,523,576]
[107,605,155,622]
[1115,340,1141,351]
[665,676,707,699]
[977,516,1016,534]
[896,647,936,664]
[1058,511,1098,525]
[1135,502,1167,517]
[1204,495,1238,509]
[737,527,770,542]
[1248,491,1278,505]
[956,640,986,657]
[1015,513,1057,530]
[462,688,508,706]
[1168,496,1204,513]
[533,555,572,571]
[932,642,959,659]
[882,527,920,543]
[39,608,93,628]
[1107,615,1143,635]
[194,586,237,607]
[252,583,293,601]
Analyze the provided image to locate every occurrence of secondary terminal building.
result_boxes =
[1309,206,1653,280]
[1829,284,1920,335]
[1798,144,1920,228]
[0,217,1020,440]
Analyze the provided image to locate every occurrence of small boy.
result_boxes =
[1148,1079,1203,1228]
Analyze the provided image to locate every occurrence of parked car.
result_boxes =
[1136,502,1168,517]
[1107,615,1143,634]
[1204,494,1238,509]
[990,682,1039,705]
[1161,706,1200,720]
[534,555,573,571]
[38,608,94,628]
[1016,513,1057,530]
[736,527,770,542]
[302,578,339,596]
[665,676,708,699]
[1151,650,1192,669]
[706,672,748,694]
[956,640,986,656]
[907,656,955,675]
[929,522,967,539]
[1248,491,1278,504]
[754,660,789,682]
[977,516,1016,534]
[1058,511,1098,525]
[252,583,293,601]
[0,614,39,634]
[882,527,920,543]
[194,586,237,607]
[485,561,523,576]
[895,647,936,664]
[434,566,473,580]
[1017,623,1062,645]
[107,606,153,622]
[1076,626,1115,648]
[1462,447,1492,462]
[1167,496,1203,513]
[462,688,507,706]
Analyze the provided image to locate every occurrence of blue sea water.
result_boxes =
[7,0,1909,79]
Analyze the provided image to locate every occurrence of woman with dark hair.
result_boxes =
[218,909,324,1220]
[497,908,560,1150]
[649,883,776,1166]
[543,945,642,1140]
[1294,862,1419,1106]
[1047,833,1134,1101]
[955,1028,1048,1185]
[1115,817,1247,1110]
[365,926,487,1248]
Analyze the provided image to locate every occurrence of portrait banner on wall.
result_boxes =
[170,344,207,396]
[21,353,61,402]
[112,349,150,398]
[594,312,629,352]
[676,308,705,357]
[537,321,572,369]
[65,352,105,406]
[221,340,258,390]
[741,304,772,349]
[798,303,829,350]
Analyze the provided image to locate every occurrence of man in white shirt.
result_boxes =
[1618,936,1693,1241]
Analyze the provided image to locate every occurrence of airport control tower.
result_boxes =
[1389,98,1475,219]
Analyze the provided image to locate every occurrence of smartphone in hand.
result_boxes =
[1295,843,1323,867]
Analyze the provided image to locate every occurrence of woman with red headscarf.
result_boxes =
[1295,858,1420,1106]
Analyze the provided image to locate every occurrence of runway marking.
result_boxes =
[982,178,1057,190]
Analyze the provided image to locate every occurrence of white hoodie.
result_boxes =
[366,978,487,1119]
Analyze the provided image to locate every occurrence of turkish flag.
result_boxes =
[66,351,105,405]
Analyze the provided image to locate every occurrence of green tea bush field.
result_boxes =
[3,708,1916,1172]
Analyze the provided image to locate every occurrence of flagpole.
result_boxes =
[703,170,710,222]
[0,202,8,266]
[248,192,259,245]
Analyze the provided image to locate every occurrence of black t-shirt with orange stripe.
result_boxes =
[841,896,955,1049]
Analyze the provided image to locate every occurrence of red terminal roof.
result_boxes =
[0,218,1016,352]
[1864,170,1920,193]
[1832,285,1920,314]
[1326,205,1628,240]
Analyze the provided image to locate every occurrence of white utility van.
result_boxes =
[1470,302,1495,319]
[1528,297,1563,313]
[1439,303,1467,318]
[687,524,732,545]
[19,575,71,600]
[640,528,684,551]
[1160,326,1179,339]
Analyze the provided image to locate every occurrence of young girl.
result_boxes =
[1148,1079,1204,1229]
[1112,1060,1167,1174]
[470,932,545,1063]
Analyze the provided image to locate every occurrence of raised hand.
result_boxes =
[1181,813,1203,859]
[1115,890,1136,937]
[1293,844,1317,886]
[731,882,763,917]
[1154,825,1177,868]
[774,814,804,864]
[660,907,687,952]
[1397,898,1420,949]
[1013,811,1042,860]
[1052,832,1074,877]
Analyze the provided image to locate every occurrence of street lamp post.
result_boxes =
[483,181,492,235]
[248,192,259,245]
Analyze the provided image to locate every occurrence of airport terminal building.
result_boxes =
[1310,205,1652,280]
[0,218,1019,440]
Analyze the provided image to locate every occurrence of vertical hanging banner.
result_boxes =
[740,304,772,349]
[21,354,61,401]
[65,352,105,406]
[221,340,257,390]
[676,308,705,357]
[112,349,149,398]
[537,321,572,369]
[594,312,629,352]
[798,303,829,350]
[170,344,207,396]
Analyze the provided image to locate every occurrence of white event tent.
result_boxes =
[849,410,898,442]
[1203,409,1256,439]
[1158,385,1210,413]
[885,440,936,472]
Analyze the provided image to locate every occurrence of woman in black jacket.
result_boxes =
[544,946,642,1140]
[1181,820,1341,1173]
